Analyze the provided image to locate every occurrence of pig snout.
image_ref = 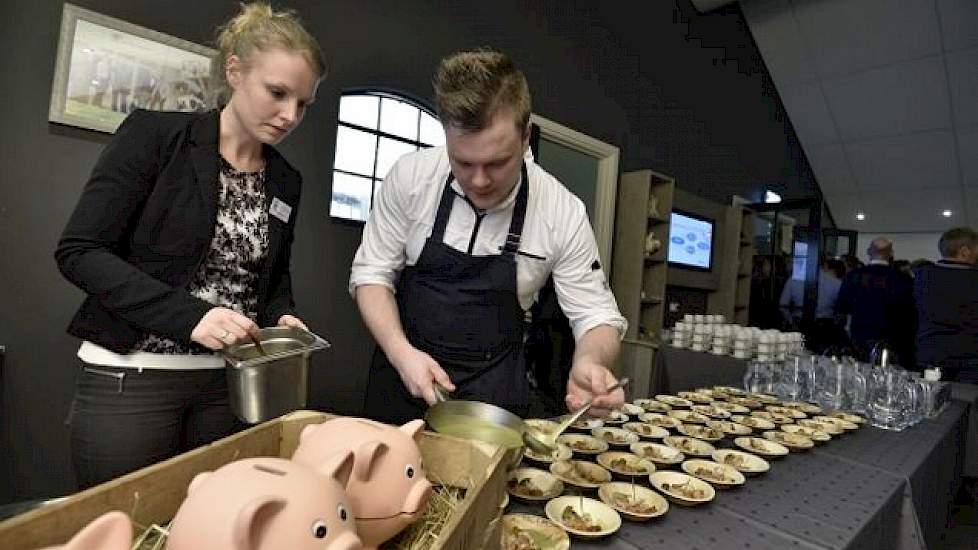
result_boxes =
[325,530,363,550]
[402,478,433,515]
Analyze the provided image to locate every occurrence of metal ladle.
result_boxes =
[523,377,630,455]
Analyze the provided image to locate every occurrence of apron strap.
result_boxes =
[429,173,456,243]
[502,162,529,256]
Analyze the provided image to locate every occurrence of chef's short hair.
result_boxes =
[939,227,978,258]
[433,49,531,134]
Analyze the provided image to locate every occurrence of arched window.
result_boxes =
[330,89,445,222]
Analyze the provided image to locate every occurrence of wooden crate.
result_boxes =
[0,411,508,550]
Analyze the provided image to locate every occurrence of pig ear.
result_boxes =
[399,419,425,441]
[187,471,211,494]
[231,496,287,550]
[317,449,355,489]
[63,511,132,550]
[353,441,389,482]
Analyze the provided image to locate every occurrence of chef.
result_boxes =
[350,49,627,425]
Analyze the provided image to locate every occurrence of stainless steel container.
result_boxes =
[223,326,330,424]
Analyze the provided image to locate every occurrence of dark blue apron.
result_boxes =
[363,165,530,425]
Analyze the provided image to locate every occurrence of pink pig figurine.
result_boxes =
[36,510,132,550]
[166,455,362,550]
[291,418,433,549]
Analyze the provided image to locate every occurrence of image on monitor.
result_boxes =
[667,211,714,270]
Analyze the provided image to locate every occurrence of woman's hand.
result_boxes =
[190,307,261,350]
[277,314,307,330]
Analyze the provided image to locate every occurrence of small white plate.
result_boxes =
[634,398,672,413]
[798,418,843,435]
[524,442,574,464]
[620,403,645,416]
[667,410,710,424]
[677,423,724,442]
[711,449,770,475]
[681,458,746,488]
[705,419,752,436]
[678,391,714,404]
[782,424,831,443]
[733,436,789,458]
[710,401,750,414]
[501,513,571,550]
[569,417,605,431]
[550,459,612,489]
[599,481,669,521]
[763,430,814,451]
[507,467,565,501]
[591,427,641,447]
[656,394,694,408]
[638,412,682,429]
[545,496,622,537]
[649,470,716,505]
[557,434,609,455]
[731,415,776,431]
[623,422,670,439]
[630,441,685,465]
[691,405,732,419]
[663,435,716,457]
[604,411,630,425]
[597,451,656,477]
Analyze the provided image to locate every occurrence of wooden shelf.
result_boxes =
[737,273,750,279]
[649,214,669,224]
[641,296,663,305]
[644,254,666,264]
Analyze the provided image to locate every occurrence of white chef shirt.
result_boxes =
[349,146,627,341]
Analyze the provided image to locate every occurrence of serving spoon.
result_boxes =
[523,378,630,455]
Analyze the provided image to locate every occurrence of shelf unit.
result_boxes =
[734,208,756,325]
[611,170,675,344]
[712,204,756,323]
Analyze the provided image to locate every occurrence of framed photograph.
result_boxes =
[49,3,218,133]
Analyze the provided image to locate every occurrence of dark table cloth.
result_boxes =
[508,346,969,549]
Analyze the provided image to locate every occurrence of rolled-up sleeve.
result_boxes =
[551,203,628,341]
[348,157,411,296]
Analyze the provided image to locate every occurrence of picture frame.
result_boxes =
[48,3,218,134]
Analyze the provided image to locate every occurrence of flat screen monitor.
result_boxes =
[667,210,714,271]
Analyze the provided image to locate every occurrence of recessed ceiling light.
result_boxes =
[856,213,865,221]
[942,210,952,218]
[764,190,782,204]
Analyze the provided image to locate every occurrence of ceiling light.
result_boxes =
[856,213,865,221]
[764,190,782,204]
[942,210,952,218]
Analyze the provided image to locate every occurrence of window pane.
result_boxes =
[339,94,378,129]
[419,112,445,146]
[379,97,419,140]
[333,125,377,177]
[375,137,416,179]
[330,171,373,222]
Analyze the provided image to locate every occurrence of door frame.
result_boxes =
[530,113,620,270]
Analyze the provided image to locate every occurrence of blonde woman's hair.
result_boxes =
[214,2,326,104]
[433,49,531,133]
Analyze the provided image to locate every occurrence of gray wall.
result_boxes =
[0,0,818,502]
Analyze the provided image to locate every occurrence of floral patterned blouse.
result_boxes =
[133,156,269,354]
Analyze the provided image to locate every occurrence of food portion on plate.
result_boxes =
[711,449,770,475]
[501,514,571,550]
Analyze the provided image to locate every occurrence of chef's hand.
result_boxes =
[277,314,307,330]
[566,362,625,417]
[191,307,261,350]
[389,344,456,405]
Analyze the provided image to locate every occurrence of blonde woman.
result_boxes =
[56,2,325,488]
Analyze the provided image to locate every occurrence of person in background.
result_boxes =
[779,257,845,353]
[835,238,917,366]
[842,254,864,274]
[911,258,934,271]
[913,227,978,382]
[350,49,626,425]
[55,2,324,488]
[893,259,913,278]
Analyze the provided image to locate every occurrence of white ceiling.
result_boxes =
[740,0,977,233]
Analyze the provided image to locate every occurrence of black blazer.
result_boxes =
[56,109,301,353]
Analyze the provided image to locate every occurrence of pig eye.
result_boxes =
[337,504,348,521]
[311,519,328,539]
[405,464,415,479]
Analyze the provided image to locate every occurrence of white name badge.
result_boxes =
[269,197,292,223]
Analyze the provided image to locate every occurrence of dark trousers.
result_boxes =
[68,363,245,489]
